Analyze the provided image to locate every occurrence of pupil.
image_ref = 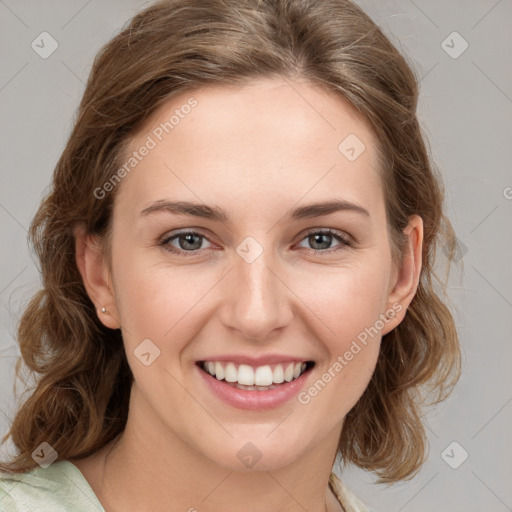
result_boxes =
[182,234,201,250]
[312,233,330,250]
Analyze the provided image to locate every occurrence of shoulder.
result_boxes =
[0,460,104,512]
[329,472,375,512]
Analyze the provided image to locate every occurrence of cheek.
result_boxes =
[112,249,217,349]
[295,279,385,420]
[291,259,391,342]
[290,260,388,404]
[111,258,212,398]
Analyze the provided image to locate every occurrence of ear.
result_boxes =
[381,215,423,336]
[73,223,121,329]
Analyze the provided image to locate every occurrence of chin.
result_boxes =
[196,434,306,473]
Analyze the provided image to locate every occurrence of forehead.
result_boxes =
[118,77,384,220]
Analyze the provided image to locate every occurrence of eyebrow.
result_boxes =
[140,199,370,222]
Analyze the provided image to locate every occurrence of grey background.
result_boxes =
[0,1,511,511]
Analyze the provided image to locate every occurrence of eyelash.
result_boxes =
[157,228,353,257]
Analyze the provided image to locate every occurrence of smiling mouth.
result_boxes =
[196,360,315,391]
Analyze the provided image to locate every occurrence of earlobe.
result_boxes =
[381,215,423,336]
[73,224,121,329]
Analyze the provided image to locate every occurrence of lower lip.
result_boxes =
[196,363,313,410]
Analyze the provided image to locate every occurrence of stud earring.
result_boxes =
[101,307,108,314]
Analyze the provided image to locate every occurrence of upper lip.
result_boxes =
[196,354,314,366]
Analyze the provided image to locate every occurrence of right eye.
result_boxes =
[159,230,214,256]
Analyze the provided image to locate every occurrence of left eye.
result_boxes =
[159,229,351,256]
[296,229,352,253]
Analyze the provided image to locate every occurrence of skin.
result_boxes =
[73,77,423,512]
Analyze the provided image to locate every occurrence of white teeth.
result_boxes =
[224,362,237,382]
[214,362,225,380]
[272,364,284,384]
[254,365,273,386]
[202,360,310,386]
[284,363,294,382]
[237,364,254,385]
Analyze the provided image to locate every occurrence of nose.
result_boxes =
[218,244,294,342]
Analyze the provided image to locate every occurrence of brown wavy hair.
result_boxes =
[0,0,462,484]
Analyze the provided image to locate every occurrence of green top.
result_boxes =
[0,460,373,511]
[0,461,104,512]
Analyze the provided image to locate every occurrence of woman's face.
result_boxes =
[88,77,420,472]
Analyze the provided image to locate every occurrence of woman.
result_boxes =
[0,0,461,511]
